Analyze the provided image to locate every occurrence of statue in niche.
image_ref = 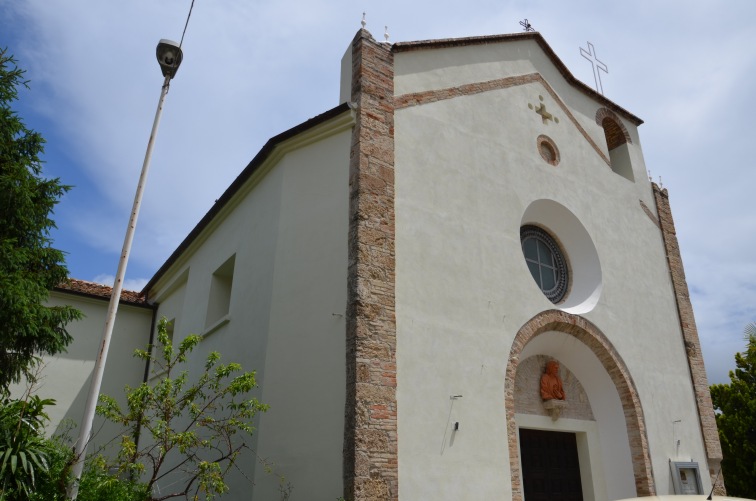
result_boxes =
[540,360,566,401]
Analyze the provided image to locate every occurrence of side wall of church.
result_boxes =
[11,292,153,447]
[391,40,712,500]
[147,125,352,500]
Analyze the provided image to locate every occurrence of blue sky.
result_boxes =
[1,0,754,385]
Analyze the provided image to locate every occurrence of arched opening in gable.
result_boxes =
[596,109,635,182]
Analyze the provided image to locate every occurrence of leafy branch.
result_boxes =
[95,318,268,500]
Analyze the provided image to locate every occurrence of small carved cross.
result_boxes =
[528,96,559,124]
[536,103,553,123]
[580,41,608,95]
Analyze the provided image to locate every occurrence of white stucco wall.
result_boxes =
[394,39,653,209]
[393,42,709,500]
[147,118,352,500]
[13,292,154,448]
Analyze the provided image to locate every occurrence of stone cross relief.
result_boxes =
[528,95,559,124]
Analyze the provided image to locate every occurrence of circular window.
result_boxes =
[539,142,555,162]
[537,135,560,166]
[521,200,602,313]
[520,225,569,303]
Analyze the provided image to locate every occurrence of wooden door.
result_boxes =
[519,428,584,501]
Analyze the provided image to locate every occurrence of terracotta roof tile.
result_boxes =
[55,278,149,306]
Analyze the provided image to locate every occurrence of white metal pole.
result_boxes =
[68,74,172,500]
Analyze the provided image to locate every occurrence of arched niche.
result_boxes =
[505,310,655,500]
[595,108,634,182]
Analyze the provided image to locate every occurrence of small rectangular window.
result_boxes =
[205,254,235,329]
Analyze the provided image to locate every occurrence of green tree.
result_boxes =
[0,48,82,392]
[94,318,268,500]
[0,394,55,499]
[710,323,756,498]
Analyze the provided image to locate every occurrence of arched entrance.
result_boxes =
[505,310,655,500]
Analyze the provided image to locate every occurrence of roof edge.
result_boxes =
[55,278,152,308]
[142,102,353,296]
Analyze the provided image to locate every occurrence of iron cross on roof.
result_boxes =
[579,41,608,95]
[519,19,535,32]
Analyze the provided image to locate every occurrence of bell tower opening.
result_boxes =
[596,108,635,182]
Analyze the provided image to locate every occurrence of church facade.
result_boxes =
[48,29,723,500]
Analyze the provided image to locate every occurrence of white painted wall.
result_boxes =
[13,291,154,449]
[147,119,352,500]
[394,39,654,209]
[394,42,709,500]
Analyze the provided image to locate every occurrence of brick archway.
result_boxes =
[505,310,655,500]
[595,107,632,149]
